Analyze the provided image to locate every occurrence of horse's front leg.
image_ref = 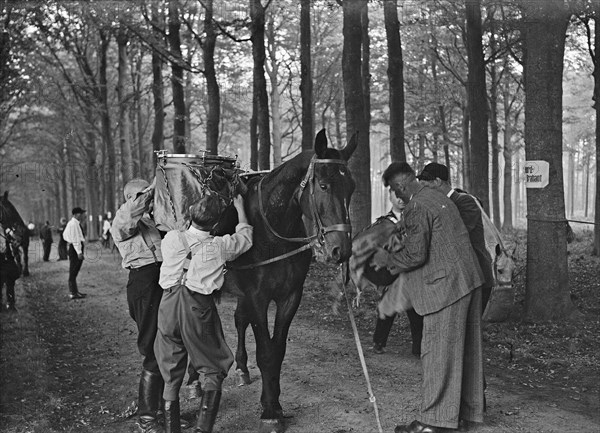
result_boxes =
[234,297,252,386]
[256,289,303,432]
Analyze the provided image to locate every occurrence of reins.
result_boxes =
[231,156,352,270]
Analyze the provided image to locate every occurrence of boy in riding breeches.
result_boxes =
[155,193,252,433]
[111,178,165,433]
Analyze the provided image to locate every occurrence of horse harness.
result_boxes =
[232,155,352,270]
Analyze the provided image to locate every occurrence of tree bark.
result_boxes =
[98,29,115,215]
[342,0,370,231]
[168,0,186,154]
[383,0,405,162]
[300,0,314,152]
[250,0,271,170]
[266,14,282,167]
[593,15,600,255]
[462,102,471,192]
[465,0,489,210]
[150,2,165,170]
[523,0,573,321]
[502,85,514,231]
[488,7,501,228]
[203,0,220,155]
[117,27,133,184]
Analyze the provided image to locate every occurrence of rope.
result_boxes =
[158,164,178,222]
[338,264,384,433]
[228,242,313,270]
[567,219,597,226]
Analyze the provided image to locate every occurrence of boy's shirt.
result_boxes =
[159,223,253,294]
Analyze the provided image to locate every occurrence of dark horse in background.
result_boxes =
[0,192,30,276]
[223,130,358,432]
[0,192,28,310]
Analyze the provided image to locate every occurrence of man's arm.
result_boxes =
[454,193,481,234]
[372,202,431,273]
[111,190,153,242]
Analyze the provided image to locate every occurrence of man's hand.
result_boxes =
[77,253,84,260]
[370,247,389,271]
[233,194,244,211]
[141,177,156,195]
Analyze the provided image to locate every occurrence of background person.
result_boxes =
[111,178,165,433]
[62,207,87,300]
[40,220,53,262]
[57,217,68,260]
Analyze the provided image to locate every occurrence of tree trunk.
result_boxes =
[568,150,575,217]
[462,103,471,191]
[343,0,370,231]
[383,0,405,162]
[300,0,314,152]
[266,13,281,167]
[203,0,220,155]
[151,2,165,169]
[489,7,501,228]
[593,15,600,255]
[502,97,514,231]
[465,0,489,210]
[523,0,573,321]
[117,27,133,185]
[85,131,99,240]
[514,151,520,222]
[98,29,115,215]
[361,1,371,130]
[250,100,258,170]
[250,0,271,170]
[168,0,186,154]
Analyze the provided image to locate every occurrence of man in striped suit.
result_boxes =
[371,163,485,432]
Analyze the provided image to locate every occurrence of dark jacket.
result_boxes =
[383,185,484,315]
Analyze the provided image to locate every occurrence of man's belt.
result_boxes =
[127,262,162,271]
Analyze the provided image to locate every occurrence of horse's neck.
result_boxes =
[254,157,310,237]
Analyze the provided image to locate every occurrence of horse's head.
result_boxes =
[0,191,27,246]
[298,129,357,263]
[493,243,516,288]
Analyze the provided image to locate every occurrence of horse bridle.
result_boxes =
[233,156,352,270]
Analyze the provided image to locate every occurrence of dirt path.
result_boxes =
[1,242,599,432]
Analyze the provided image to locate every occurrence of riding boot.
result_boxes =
[137,370,164,433]
[194,390,221,433]
[164,400,181,433]
[405,308,423,356]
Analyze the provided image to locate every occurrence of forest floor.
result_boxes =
[0,229,598,433]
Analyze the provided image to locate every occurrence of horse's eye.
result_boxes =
[319,184,328,191]
[339,167,347,175]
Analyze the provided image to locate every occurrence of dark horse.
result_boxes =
[0,192,27,309]
[223,130,357,432]
[0,192,30,276]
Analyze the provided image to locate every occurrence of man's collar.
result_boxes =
[447,188,456,198]
[188,225,211,238]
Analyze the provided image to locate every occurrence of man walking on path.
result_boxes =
[57,217,68,260]
[40,221,53,262]
[62,207,87,300]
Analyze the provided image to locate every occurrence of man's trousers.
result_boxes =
[67,245,84,294]
[419,287,484,429]
[127,263,163,374]
[155,284,233,402]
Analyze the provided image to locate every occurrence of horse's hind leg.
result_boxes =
[22,245,29,277]
[234,298,252,386]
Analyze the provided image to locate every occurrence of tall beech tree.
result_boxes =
[300,0,313,152]
[465,0,489,212]
[383,0,405,162]
[342,0,370,230]
[522,0,574,321]
[203,0,220,155]
[250,0,271,170]
[168,0,186,153]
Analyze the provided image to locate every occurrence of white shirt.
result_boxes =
[447,188,455,198]
[63,217,85,254]
[159,223,253,294]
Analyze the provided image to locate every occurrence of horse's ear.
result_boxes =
[314,129,327,158]
[339,130,359,161]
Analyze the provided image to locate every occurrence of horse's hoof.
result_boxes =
[258,418,284,433]
[236,369,251,386]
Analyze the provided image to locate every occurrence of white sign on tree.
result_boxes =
[524,160,549,188]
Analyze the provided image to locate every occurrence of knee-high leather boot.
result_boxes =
[194,390,221,433]
[164,400,181,433]
[137,370,164,433]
